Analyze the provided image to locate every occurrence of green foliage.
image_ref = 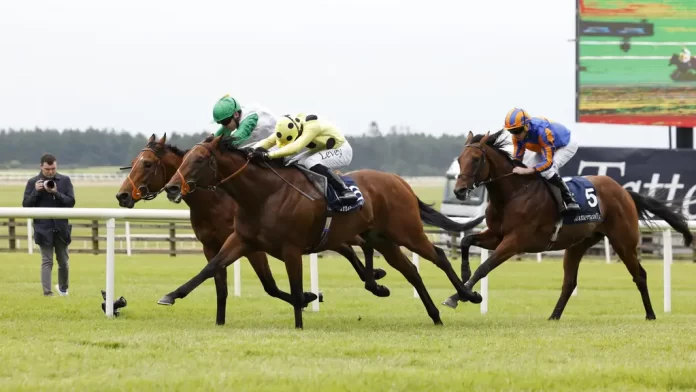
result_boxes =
[0,128,468,176]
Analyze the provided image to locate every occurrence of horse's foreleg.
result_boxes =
[203,246,229,326]
[442,230,501,309]
[158,232,248,306]
[282,246,306,329]
[246,251,318,308]
[443,234,520,308]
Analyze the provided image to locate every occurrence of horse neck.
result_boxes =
[162,152,219,211]
[483,147,538,206]
[216,153,283,211]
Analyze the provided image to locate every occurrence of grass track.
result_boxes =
[1,253,695,391]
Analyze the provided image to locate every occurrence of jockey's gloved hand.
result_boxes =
[249,149,270,161]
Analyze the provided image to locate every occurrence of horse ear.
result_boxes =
[479,131,491,146]
[465,131,473,145]
[148,134,156,143]
[210,135,223,149]
[158,133,167,145]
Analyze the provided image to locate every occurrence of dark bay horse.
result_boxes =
[160,135,485,328]
[115,134,388,326]
[443,130,693,320]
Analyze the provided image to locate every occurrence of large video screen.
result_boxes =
[576,0,696,126]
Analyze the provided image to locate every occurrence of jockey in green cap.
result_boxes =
[212,94,277,147]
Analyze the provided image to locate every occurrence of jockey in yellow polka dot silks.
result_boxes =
[504,108,580,211]
[249,114,358,204]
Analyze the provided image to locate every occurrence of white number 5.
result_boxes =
[585,188,598,208]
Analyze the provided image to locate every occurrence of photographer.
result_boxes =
[22,154,76,297]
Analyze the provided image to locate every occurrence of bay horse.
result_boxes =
[115,134,389,326]
[443,130,693,320]
[159,135,485,328]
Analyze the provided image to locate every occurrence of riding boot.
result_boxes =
[309,164,359,204]
[547,174,580,211]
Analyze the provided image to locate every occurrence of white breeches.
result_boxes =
[523,137,578,180]
[289,141,354,170]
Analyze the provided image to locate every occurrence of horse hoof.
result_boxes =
[646,314,656,321]
[373,268,387,280]
[434,319,444,326]
[216,320,225,326]
[442,297,459,309]
[302,292,318,307]
[548,315,560,321]
[157,295,175,306]
[373,285,390,297]
[468,292,483,304]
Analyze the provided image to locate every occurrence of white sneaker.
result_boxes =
[55,284,68,296]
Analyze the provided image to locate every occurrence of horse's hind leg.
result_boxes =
[374,241,441,325]
[332,243,387,282]
[607,232,656,320]
[401,230,483,304]
[549,233,604,320]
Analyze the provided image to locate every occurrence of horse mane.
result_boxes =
[146,141,189,158]
[216,135,287,168]
[471,129,526,168]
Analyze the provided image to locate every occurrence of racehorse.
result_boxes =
[442,130,693,320]
[159,135,485,328]
[115,134,389,326]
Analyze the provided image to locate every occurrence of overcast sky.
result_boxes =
[0,0,680,148]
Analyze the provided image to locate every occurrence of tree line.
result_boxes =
[0,127,469,176]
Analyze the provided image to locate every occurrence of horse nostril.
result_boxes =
[165,184,180,195]
[116,192,129,201]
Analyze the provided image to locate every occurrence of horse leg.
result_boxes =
[203,246,229,326]
[548,234,604,320]
[282,245,306,329]
[246,251,318,308]
[607,232,656,320]
[443,235,522,305]
[374,241,442,325]
[332,243,387,282]
[358,243,390,297]
[158,232,248,306]
[402,232,482,304]
[443,230,501,308]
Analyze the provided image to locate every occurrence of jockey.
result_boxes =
[249,114,359,204]
[679,47,692,64]
[504,108,580,211]
[212,94,277,147]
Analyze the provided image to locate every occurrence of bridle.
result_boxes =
[174,142,249,196]
[456,143,514,196]
[122,147,169,201]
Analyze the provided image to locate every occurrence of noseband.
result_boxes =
[125,147,169,201]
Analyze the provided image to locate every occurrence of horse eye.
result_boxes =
[143,161,152,168]
[195,157,204,164]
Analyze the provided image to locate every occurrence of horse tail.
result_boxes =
[417,198,485,233]
[628,191,693,247]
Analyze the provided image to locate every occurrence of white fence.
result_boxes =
[0,207,693,318]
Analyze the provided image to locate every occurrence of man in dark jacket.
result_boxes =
[22,154,76,297]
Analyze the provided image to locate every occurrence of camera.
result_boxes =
[44,180,56,190]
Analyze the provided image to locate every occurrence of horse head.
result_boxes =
[116,133,179,208]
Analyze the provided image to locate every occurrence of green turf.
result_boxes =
[0,253,694,391]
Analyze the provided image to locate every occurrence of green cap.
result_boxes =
[212,94,241,123]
